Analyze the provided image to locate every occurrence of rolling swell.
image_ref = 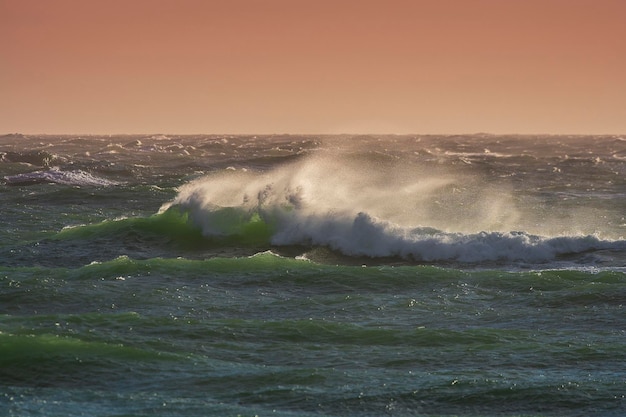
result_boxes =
[3,251,624,316]
[1,252,624,416]
[0,332,174,388]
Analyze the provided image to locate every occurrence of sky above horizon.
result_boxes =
[1,0,625,135]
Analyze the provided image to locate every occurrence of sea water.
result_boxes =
[1,134,625,416]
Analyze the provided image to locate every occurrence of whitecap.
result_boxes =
[4,168,120,187]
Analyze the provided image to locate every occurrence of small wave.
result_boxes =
[0,150,60,167]
[0,333,166,366]
[4,168,120,186]
[148,134,171,141]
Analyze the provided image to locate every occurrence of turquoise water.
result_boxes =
[1,134,625,416]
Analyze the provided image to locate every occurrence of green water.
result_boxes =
[2,252,625,416]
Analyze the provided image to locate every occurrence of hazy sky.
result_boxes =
[1,0,625,134]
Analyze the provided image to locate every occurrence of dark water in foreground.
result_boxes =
[1,134,625,416]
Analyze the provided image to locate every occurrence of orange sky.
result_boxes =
[1,0,625,134]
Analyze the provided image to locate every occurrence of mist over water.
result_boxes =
[167,141,622,236]
[160,141,624,264]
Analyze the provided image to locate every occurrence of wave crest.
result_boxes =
[4,168,119,186]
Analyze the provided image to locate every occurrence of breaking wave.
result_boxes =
[4,168,120,186]
[160,153,626,264]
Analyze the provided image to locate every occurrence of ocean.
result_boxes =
[1,134,625,417]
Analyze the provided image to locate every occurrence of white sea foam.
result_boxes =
[270,211,620,262]
[4,168,120,187]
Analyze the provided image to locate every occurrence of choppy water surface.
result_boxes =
[1,134,625,416]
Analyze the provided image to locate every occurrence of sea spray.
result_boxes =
[162,150,625,263]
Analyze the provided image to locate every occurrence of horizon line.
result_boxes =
[3,131,625,137]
